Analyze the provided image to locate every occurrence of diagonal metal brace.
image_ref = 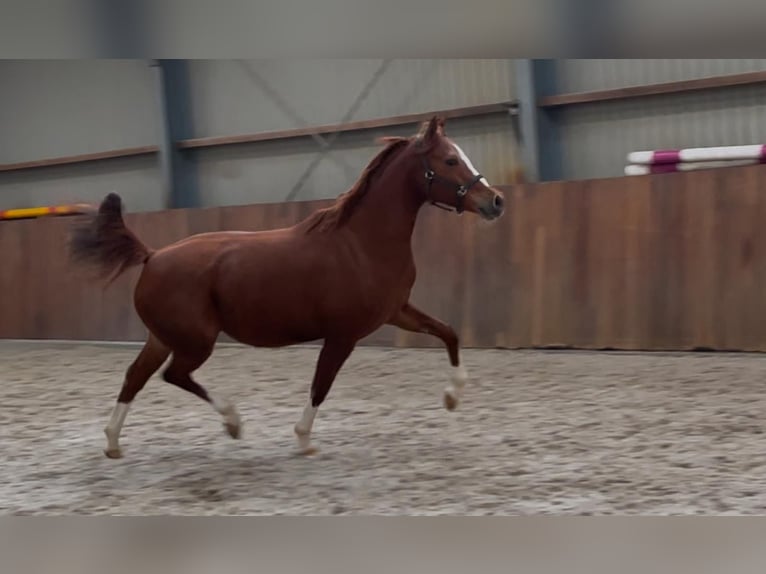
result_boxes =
[236,60,359,179]
[283,59,393,202]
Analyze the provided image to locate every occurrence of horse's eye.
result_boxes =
[445,157,459,166]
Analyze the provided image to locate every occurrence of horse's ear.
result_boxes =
[421,115,445,143]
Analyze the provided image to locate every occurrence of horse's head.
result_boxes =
[414,116,505,221]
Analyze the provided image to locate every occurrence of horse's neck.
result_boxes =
[345,168,423,252]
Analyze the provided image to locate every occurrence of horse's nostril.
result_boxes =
[493,194,505,210]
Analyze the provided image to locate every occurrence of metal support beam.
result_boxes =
[515,59,563,182]
[153,60,200,209]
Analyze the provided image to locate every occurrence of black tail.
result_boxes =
[68,193,153,285]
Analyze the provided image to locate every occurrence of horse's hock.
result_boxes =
[3,341,766,515]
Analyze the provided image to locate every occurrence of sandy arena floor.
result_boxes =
[2,341,766,515]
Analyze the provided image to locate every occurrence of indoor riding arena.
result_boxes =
[3,59,766,516]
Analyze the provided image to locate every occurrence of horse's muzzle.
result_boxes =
[477,191,505,220]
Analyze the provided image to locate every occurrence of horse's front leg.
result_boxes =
[294,338,356,455]
[387,302,467,410]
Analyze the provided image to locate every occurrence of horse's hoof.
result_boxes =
[443,390,459,411]
[294,431,318,456]
[224,422,241,439]
[104,447,123,459]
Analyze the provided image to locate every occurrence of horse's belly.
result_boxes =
[222,318,323,347]
[216,284,394,347]
[211,241,414,347]
[217,294,324,347]
[224,328,319,348]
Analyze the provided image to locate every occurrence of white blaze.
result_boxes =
[452,143,490,187]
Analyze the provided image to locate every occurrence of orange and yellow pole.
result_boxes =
[0,204,96,221]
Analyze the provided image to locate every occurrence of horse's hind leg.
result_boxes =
[104,333,170,458]
[161,347,242,441]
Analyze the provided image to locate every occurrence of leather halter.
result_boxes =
[420,155,484,215]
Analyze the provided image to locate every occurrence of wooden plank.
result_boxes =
[621,175,652,349]
[34,218,71,340]
[484,187,515,349]
[535,182,566,347]
[569,180,595,348]
[588,178,621,349]
[711,165,762,351]
[506,183,533,348]
[178,102,517,150]
[6,166,766,351]
[0,220,27,338]
[538,71,766,108]
[683,168,717,350]
[0,146,158,173]
[530,206,547,347]
[651,172,686,349]
[749,165,766,350]
[604,177,630,349]
[548,180,578,348]
[732,165,762,351]
[23,215,49,339]
[474,192,514,349]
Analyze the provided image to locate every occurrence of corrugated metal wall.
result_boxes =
[560,83,766,180]
[6,59,765,208]
[555,59,766,180]
[187,59,518,205]
[557,59,766,92]
[0,60,164,212]
[193,114,518,206]
[189,59,515,135]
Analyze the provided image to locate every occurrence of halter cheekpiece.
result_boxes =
[420,155,484,215]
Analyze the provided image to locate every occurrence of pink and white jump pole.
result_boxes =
[625,144,766,176]
[628,144,766,165]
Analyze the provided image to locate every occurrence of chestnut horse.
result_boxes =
[69,116,505,458]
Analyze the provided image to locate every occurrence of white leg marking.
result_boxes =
[210,392,242,439]
[294,400,319,455]
[453,142,491,187]
[444,364,468,411]
[104,402,130,458]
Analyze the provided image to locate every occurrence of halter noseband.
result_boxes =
[421,155,484,215]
